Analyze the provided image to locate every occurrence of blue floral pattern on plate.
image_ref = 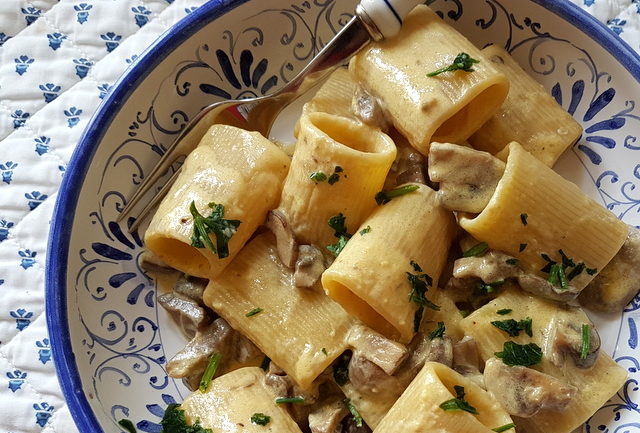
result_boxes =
[51,0,640,431]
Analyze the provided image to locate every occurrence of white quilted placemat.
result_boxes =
[0,0,636,432]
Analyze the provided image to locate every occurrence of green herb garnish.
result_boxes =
[327,213,352,256]
[161,403,213,433]
[475,280,504,295]
[547,263,569,290]
[245,307,263,317]
[407,262,440,311]
[581,324,591,360]
[359,225,371,235]
[310,171,327,182]
[463,242,489,257]
[199,353,222,392]
[345,399,363,427]
[491,318,533,337]
[496,309,512,315]
[328,166,344,185]
[250,413,271,426]
[189,201,241,259]
[428,53,480,77]
[118,419,137,433]
[439,385,479,414]
[492,423,516,432]
[495,341,542,367]
[375,184,419,205]
[275,397,305,404]
[586,267,598,275]
[429,322,446,339]
[333,352,352,385]
[520,213,528,225]
[505,258,519,265]
[322,347,328,356]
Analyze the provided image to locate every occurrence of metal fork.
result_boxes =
[118,0,424,230]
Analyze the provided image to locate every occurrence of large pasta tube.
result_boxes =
[322,185,457,342]
[145,124,290,278]
[459,289,627,433]
[468,45,582,167]
[349,5,509,154]
[181,367,303,432]
[459,142,628,292]
[278,112,396,248]
[203,232,354,389]
[374,362,513,433]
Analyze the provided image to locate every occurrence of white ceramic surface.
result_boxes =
[46,0,640,432]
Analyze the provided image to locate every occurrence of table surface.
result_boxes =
[0,0,637,431]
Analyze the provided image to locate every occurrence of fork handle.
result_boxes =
[357,0,425,41]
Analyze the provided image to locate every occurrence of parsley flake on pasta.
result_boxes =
[189,201,241,259]
[438,385,479,414]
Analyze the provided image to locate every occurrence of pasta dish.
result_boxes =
[129,5,640,433]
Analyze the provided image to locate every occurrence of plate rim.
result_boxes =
[44,0,640,431]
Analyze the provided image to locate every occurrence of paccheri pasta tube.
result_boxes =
[322,185,457,342]
[278,112,396,248]
[469,45,583,167]
[349,5,509,155]
[459,142,628,292]
[144,124,290,278]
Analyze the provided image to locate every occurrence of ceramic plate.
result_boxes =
[46,0,640,432]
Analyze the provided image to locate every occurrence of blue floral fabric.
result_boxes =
[0,0,635,432]
[0,1,205,431]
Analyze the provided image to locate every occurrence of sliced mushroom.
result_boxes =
[266,209,298,268]
[517,273,580,303]
[295,245,326,288]
[579,226,640,312]
[428,142,506,213]
[347,325,408,375]
[453,250,522,284]
[172,274,208,306]
[352,86,390,130]
[158,292,210,338]
[308,396,349,433]
[452,336,484,388]
[484,357,577,417]
[547,317,601,369]
[396,148,426,186]
[425,335,453,367]
[347,352,396,395]
[140,250,175,273]
[265,362,323,404]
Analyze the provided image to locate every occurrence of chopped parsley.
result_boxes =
[375,184,419,205]
[333,351,352,385]
[245,307,263,317]
[586,266,598,275]
[495,341,542,367]
[321,347,328,356]
[439,385,479,414]
[327,213,352,256]
[520,213,528,225]
[161,403,213,433]
[463,242,489,257]
[540,250,596,289]
[118,419,137,433]
[429,322,446,339]
[359,225,371,235]
[548,263,569,290]
[345,399,363,427]
[427,53,480,77]
[407,261,440,332]
[505,258,519,265]
[250,413,271,426]
[328,166,344,185]
[189,201,241,259]
[581,324,591,359]
[275,397,305,404]
[309,171,327,182]
[492,423,516,432]
[491,317,533,337]
[496,308,512,315]
[474,280,504,295]
[199,353,222,392]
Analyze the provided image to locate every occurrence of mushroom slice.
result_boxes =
[452,336,481,376]
[352,86,390,130]
[308,396,349,433]
[295,245,326,288]
[452,250,522,284]
[172,273,208,305]
[347,352,396,395]
[547,317,601,369]
[158,292,210,338]
[428,142,506,213]
[484,357,577,417]
[425,335,453,367]
[266,209,298,268]
[517,273,580,303]
[347,325,408,375]
[579,226,640,312]
[396,147,427,186]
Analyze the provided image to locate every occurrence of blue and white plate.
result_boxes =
[46,0,640,432]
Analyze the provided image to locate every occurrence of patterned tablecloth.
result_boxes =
[0,0,636,431]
